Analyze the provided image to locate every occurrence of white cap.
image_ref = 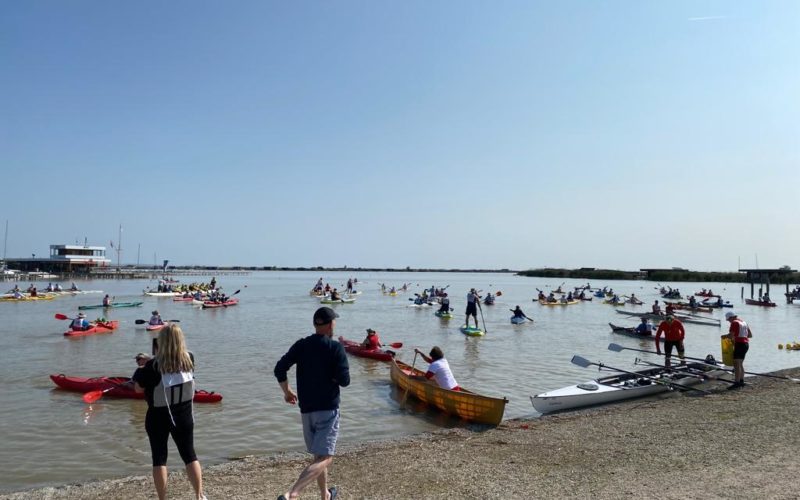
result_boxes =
[725,311,736,320]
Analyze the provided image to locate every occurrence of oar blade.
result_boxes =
[82,390,104,404]
[570,355,592,368]
[607,343,625,353]
[54,313,69,320]
[135,319,146,324]
[389,342,403,348]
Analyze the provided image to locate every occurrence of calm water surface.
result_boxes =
[1,271,798,492]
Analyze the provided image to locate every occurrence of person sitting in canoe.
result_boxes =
[565,292,573,302]
[102,294,112,307]
[628,293,642,304]
[70,282,79,292]
[149,310,164,326]
[511,305,531,321]
[559,295,569,304]
[538,291,546,301]
[665,303,676,315]
[762,292,771,303]
[413,346,461,391]
[578,290,586,300]
[71,312,90,331]
[12,290,23,299]
[54,283,62,292]
[652,300,663,315]
[547,293,557,303]
[45,283,54,292]
[438,293,451,313]
[330,289,341,301]
[361,328,382,349]
[635,317,653,336]
[687,295,697,308]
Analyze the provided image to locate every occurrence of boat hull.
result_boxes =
[49,374,222,403]
[338,337,394,361]
[390,359,507,425]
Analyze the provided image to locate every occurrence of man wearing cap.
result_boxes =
[71,312,90,331]
[274,306,350,500]
[726,311,752,389]
[361,328,382,349]
[465,288,480,328]
[655,315,686,368]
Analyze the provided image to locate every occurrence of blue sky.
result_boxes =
[2,1,798,270]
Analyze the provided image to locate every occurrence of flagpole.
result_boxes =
[116,224,123,271]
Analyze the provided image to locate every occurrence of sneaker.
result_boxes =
[726,382,743,390]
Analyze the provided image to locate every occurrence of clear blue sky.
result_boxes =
[2,1,798,270]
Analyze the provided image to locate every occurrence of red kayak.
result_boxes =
[338,336,395,361]
[745,298,777,307]
[50,374,223,403]
[63,320,119,337]
[202,298,239,309]
[146,323,167,331]
[172,297,195,302]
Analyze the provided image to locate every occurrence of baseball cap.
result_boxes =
[366,328,376,334]
[313,306,339,326]
[725,312,736,320]
[135,353,150,360]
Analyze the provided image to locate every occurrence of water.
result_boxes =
[1,272,798,492]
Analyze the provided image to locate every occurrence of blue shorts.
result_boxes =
[301,409,340,456]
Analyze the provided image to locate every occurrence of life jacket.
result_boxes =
[152,361,195,408]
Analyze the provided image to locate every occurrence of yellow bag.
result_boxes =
[720,336,734,366]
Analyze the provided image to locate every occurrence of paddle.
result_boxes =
[477,299,488,333]
[54,313,69,320]
[607,343,800,383]
[570,355,709,394]
[634,357,736,384]
[387,342,403,348]
[82,380,128,403]
[135,319,180,324]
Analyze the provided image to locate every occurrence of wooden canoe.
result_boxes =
[390,359,507,425]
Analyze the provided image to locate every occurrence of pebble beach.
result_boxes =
[5,366,800,500]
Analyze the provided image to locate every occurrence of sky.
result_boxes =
[2,1,798,271]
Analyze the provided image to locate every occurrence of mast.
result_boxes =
[116,224,123,270]
[136,243,140,268]
[1,220,7,269]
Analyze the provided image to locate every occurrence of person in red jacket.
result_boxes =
[726,311,752,389]
[655,315,685,368]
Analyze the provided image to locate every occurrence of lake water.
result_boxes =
[1,271,798,492]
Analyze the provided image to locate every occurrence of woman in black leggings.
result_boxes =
[134,324,206,500]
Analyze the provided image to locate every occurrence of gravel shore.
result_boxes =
[5,367,800,500]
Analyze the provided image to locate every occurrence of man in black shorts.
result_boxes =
[274,307,350,500]
[465,288,480,328]
[726,311,752,389]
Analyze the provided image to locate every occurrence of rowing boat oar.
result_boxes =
[570,355,709,394]
[634,357,736,384]
[608,343,800,383]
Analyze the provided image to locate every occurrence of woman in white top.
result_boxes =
[413,346,460,391]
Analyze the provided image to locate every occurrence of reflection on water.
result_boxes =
[1,272,798,492]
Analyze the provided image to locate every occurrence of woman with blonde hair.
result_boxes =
[134,324,207,500]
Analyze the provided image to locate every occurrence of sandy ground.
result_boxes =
[5,367,800,500]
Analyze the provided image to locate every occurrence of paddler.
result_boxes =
[71,312,90,331]
[330,289,341,301]
[413,346,461,391]
[102,294,112,307]
[652,300,663,315]
[635,317,653,336]
[149,310,164,326]
[655,315,685,368]
[70,282,79,291]
[438,293,451,314]
[361,328,382,349]
[54,283,62,292]
[511,305,532,322]
[465,288,480,328]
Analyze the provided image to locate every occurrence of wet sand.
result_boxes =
[5,367,800,500]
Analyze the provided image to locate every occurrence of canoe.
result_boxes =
[745,298,777,307]
[390,359,507,425]
[0,294,56,301]
[510,316,527,325]
[78,302,143,310]
[460,325,484,336]
[49,374,222,403]
[608,323,663,343]
[663,301,713,313]
[435,310,453,319]
[63,320,119,337]
[320,298,355,304]
[338,337,395,361]
[202,298,239,309]
[531,362,718,414]
[538,299,579,306]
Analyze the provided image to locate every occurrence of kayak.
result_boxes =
[78,302,143,310]
[602,299,626,306]
[745,298,777,307]
[538,299,579,306]
[608,323,663,343]
[390,359,507,425]
[531,362,721,414]
[663,301,713,313]
[172,297,196,302]
[434,310,453,319]
[63,320,119,337]
[143,290,180,297]
[49,374,222,403]
[615,309,720,327]
[1,294,56,301]
[460,326,484,337]
[510,316,528,325]
[320,298,355,304]
[338,337,395,361]
[146,323,167,332]
[202,298,239,309]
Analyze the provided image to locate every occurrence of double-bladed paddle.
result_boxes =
[570,355,709,394]
[135,319,180,324]
[607,343,800,382]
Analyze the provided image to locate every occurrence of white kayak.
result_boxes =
[531,362,717,414]
[510,316,528,325]
[143,290,180,297]
[320,297,356,304]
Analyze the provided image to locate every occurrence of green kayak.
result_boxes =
[460,326,484,337]
[78,302,144,310]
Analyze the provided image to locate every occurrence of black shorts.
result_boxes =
[466,303,477,316]
[733,342,749,360]
[145,403,197,466]
[664,340,684,358]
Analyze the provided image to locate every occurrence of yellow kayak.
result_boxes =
[538,299,578,306]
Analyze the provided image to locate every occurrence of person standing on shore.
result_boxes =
[274,307,350,500]
[465,288,480,328]
[655,315,685,368]
[726,311,752,389]
[133,324,206,500]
